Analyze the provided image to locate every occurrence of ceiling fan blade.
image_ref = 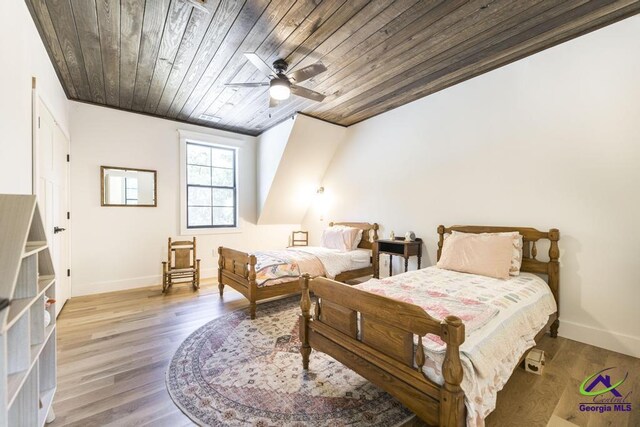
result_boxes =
[288,63,327,83]
[244,53,276,78]
[269,97,281,108]
[291,85,325,102]
[225,82,270,88]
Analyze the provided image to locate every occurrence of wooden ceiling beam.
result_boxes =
[342,0,640,125]
[251,0,479,130]
[70,0,106,104]
[174,0,286,121]
[44,0,92,101]
[119,0,145,110]
[131,0,172,112]
[187,0,328,127]
[142,0,192,113]
[216,0,388,130]
[25,0,640,135]
[25,0,77,98]
[96,0,121,106]
[161,0,247,118]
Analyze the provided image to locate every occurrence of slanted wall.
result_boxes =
[257,114,345,224]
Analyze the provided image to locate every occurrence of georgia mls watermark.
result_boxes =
[579,367,633,413]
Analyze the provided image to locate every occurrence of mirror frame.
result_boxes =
[100,165,158,207]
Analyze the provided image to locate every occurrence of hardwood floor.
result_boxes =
[51,281,639,426]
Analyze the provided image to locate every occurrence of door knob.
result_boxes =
[54,226,66,234]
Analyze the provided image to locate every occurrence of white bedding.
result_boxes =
[355,267,557,426]
[287,246,371,278]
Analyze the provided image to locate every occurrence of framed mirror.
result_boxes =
[101,166,157,207]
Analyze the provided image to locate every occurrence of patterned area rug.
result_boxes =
[166,296,414,426]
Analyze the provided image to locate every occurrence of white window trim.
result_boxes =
[179,130,245,235]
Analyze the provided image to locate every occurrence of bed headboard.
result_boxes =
[329,222,379,250]
[436,225,560,305]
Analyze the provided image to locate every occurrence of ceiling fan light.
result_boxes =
[270,78,291,100]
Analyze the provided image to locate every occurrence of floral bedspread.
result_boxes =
[355,267,557,426]
[254,250,325,288]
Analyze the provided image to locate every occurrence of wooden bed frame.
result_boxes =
[218,222,379,319]
[299,225,559,426]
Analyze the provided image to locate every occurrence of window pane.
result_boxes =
[127,189,138,199]
[188,207,211,227]
[187,143,211,166]
[126,199,138,205]
[211,148,234,168]
[213,207,235,226]
[212,167,233,186]
[187,165,211,185]
[212,188,234,207]
[188,186,211,206]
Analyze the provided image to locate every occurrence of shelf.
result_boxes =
[4,276,55,332]
[30,324,55,366]
[6,369,27,409]
[5,297,32,330]
[7,324,56,408]
[38,275,55,295]
[38,387,56,427]
[23,241,47,258]
[1,195,57,426]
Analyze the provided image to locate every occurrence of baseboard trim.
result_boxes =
[71,267,217,297]
[559,319,640,358]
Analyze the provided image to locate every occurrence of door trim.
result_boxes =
[32,77,72,306]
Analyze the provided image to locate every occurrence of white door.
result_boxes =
[36,97,70,316]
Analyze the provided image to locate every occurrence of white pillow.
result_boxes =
[450,231,523,276]
[321,226,361,251]
[352,229,364,248]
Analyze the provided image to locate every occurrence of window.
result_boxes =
[185,141,237,228]
[124,177,138,205]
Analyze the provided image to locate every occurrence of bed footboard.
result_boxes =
[300,274,466,426]
[218,247,258,318]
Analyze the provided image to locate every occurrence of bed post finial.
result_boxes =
[217,247,224,297]
[437,225,446,262]
[548,228,560,337]
[300,274,312,370]
[440,315,465,427]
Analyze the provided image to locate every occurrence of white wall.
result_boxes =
[303,16,640,357]
[257,117,295,217]
[258,114,346,224]
[0,1,70,194]
[70,103,298,296]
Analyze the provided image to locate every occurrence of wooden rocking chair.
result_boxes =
[162,237,200,293]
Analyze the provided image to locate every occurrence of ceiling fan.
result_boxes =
[226,53,327,107]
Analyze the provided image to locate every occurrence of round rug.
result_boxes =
[166,296,413,426]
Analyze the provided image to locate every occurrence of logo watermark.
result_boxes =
[578,367,632,413]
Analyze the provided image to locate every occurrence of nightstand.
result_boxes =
[374,238,422,278]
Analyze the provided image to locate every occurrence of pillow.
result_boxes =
[321,226,361,251]
[450,231,523,276]
[352,229,364,248]
[437,232,514,279]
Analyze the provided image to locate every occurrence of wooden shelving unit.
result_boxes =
[0,195,56,426]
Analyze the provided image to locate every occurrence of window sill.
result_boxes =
[181,227,243,236]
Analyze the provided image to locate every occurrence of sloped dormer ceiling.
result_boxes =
[257,114,345,224]
[26,0,639,136]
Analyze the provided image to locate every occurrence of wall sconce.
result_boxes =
[316,187,326,221]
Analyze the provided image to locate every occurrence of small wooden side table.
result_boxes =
[374,238,422,278]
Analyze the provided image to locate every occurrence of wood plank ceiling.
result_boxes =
[26,0,640,136]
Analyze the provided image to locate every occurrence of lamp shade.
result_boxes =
[269,78,291,100]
